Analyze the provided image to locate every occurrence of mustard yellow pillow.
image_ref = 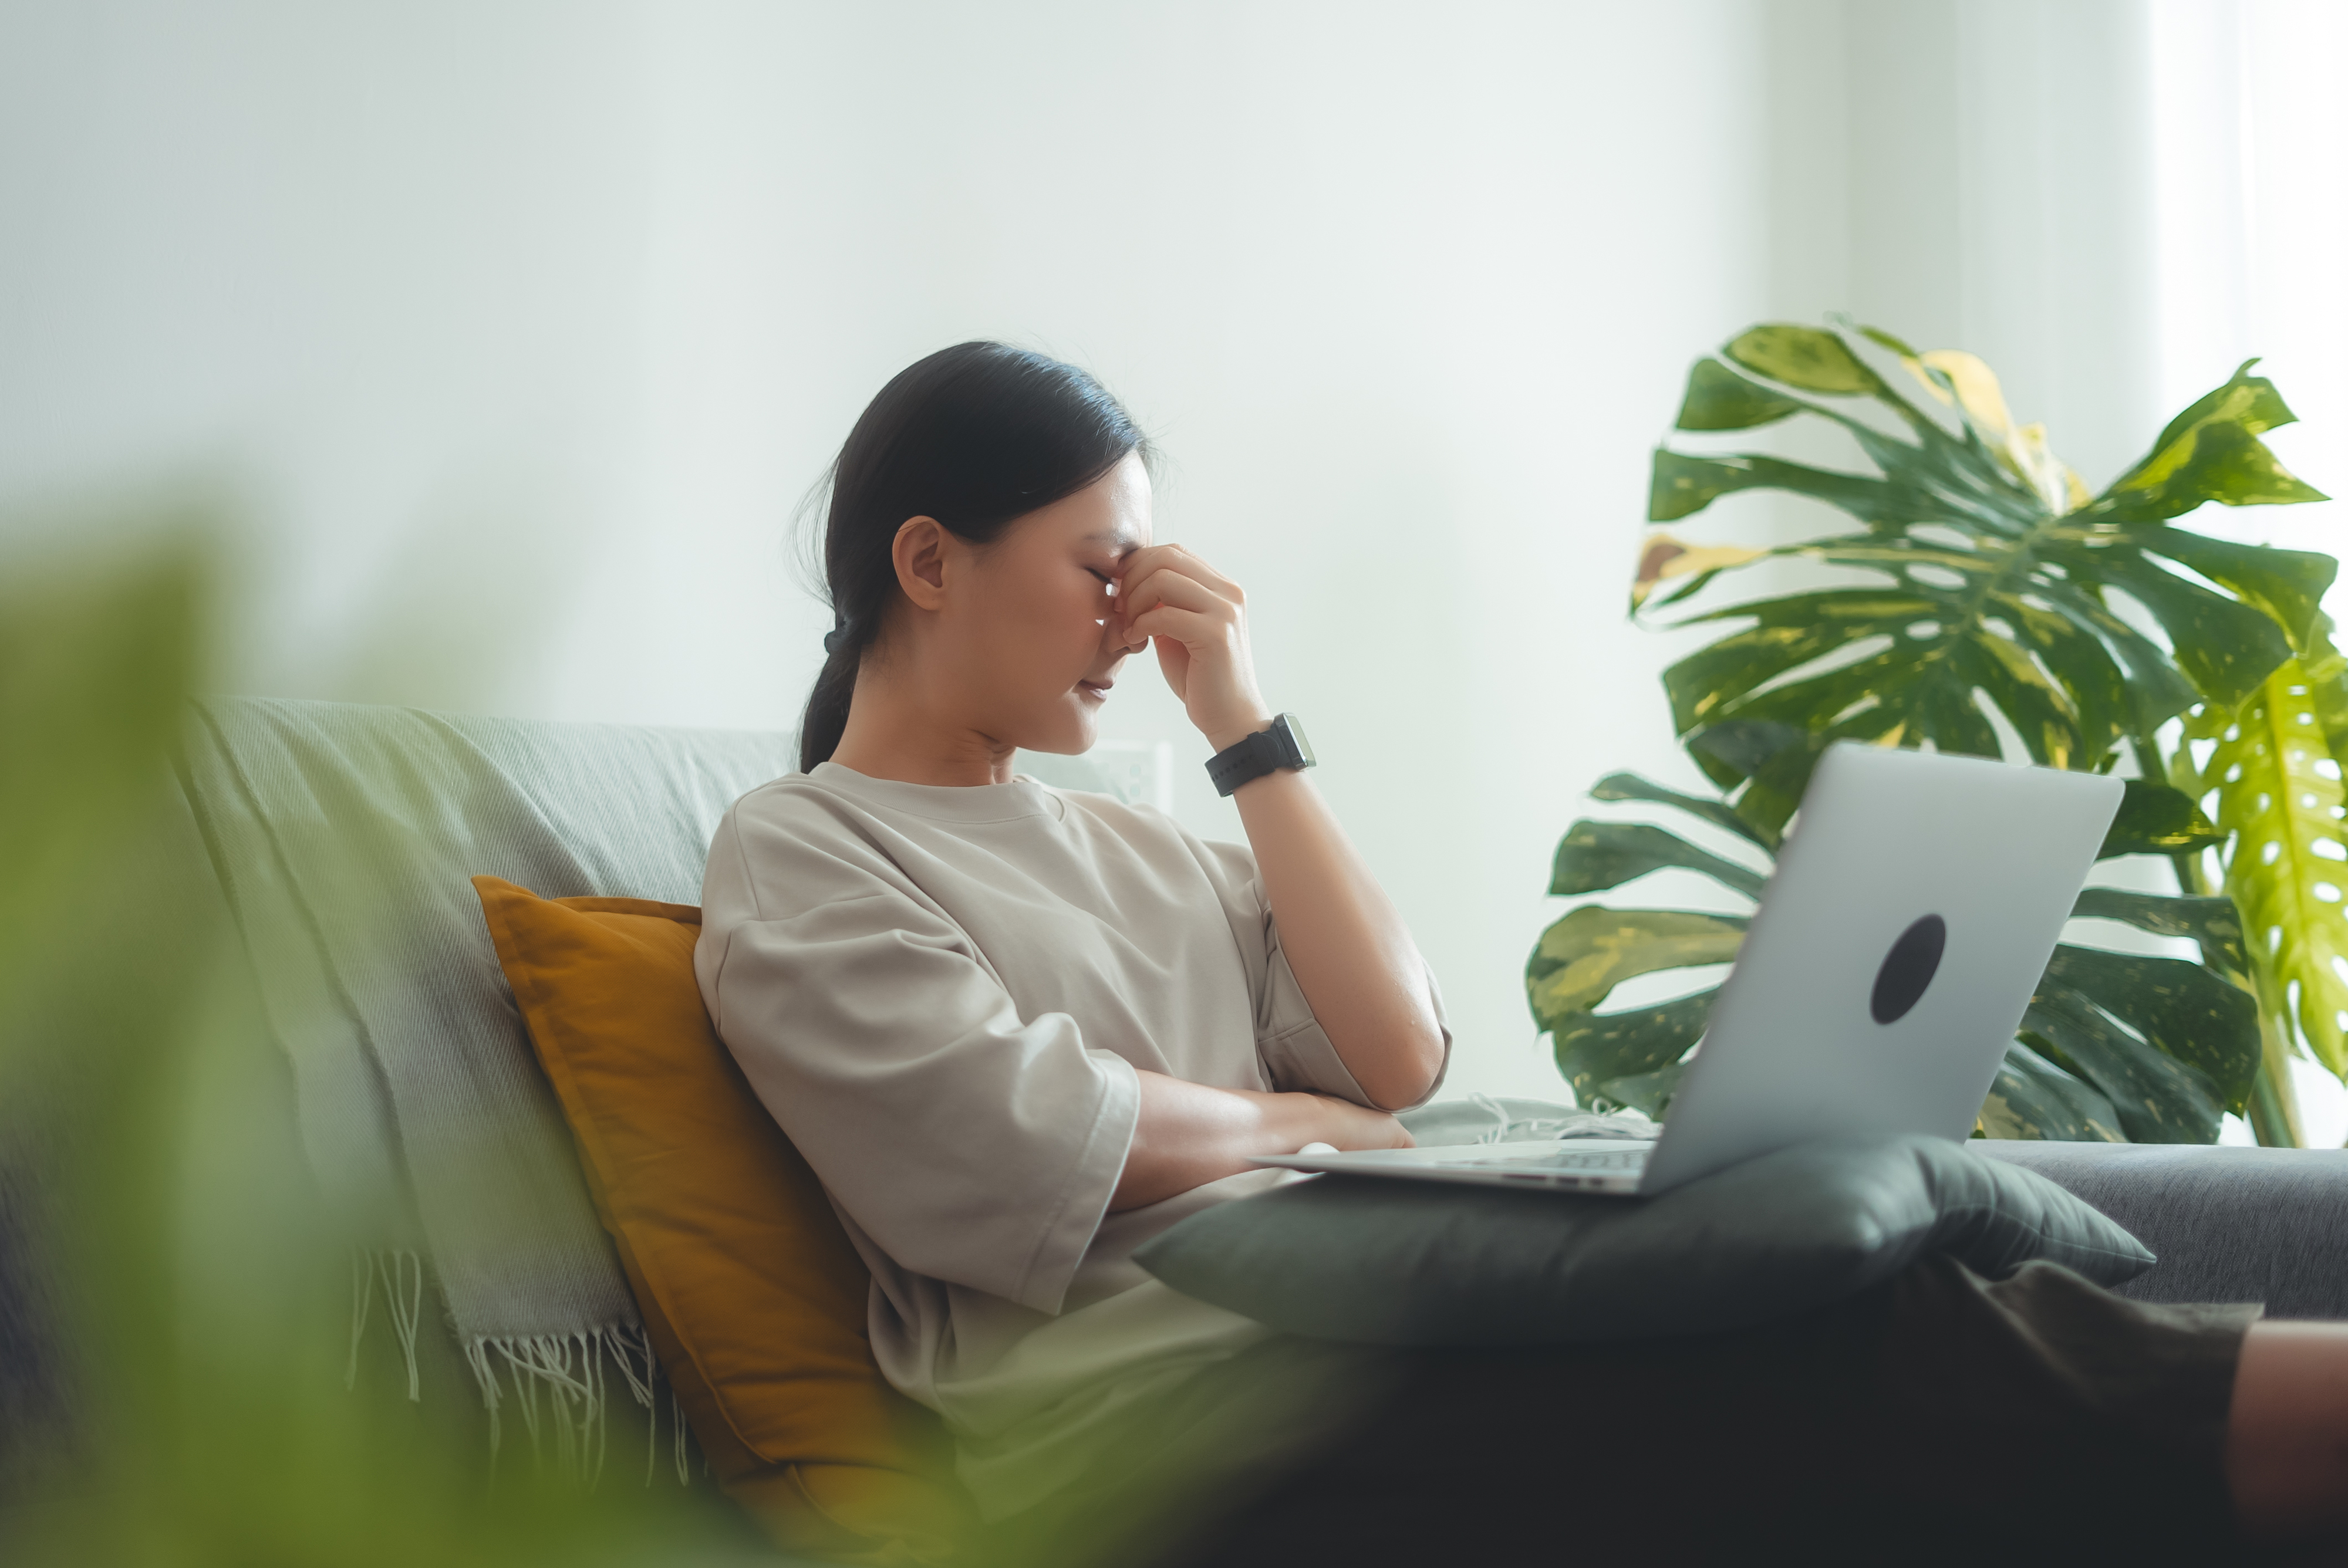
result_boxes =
[471,875,973,1563]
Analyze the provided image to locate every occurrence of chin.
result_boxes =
[1020,703,1100,758]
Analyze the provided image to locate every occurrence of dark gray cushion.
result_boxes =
[1973,1141,2348,1317]
[1133,1135,2153,1346]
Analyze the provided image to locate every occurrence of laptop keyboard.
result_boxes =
[1445,1147,1648,1172]
[1549,1149,1649,1170]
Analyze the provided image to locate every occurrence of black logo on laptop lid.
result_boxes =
[1871,915,1946,1025]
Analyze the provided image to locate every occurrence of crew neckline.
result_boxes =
[807,761,1064,824]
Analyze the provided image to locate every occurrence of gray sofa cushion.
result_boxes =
[1975,1140,2348,1317]
[1133,1135,2152,1346]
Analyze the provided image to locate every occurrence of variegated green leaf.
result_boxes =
[1674,357,1804,432]
[2070,886,2247,980]
[1588,770,1779,851]
[2095,780,2228,860]
[1526,905,1746,1031]
[1640,327,2322,818]
[2021,946,2250,1141]
[2084,360,2330,524]
[2299,613,2348,771]
[2199,663,2348,1077]
[1593,1063,1686,1120]
[1552,989,1715,1114]
[1978,1042,2126,1142]
[1547,818,1766,900]
[1722,324,1884,397]
[2131,528,2336,653]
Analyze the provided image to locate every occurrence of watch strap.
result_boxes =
[1206,714,1314,797]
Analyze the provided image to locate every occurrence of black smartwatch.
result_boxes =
[1206,714,1315,797]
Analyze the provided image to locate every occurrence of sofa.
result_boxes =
[9,695,2348,1559]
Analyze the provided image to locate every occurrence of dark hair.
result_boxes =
[796,342,1150,772]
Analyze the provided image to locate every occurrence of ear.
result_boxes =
[892,516,952,611]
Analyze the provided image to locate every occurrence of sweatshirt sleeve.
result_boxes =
[696,803,1138,1316]
[1200,839,1454,1111]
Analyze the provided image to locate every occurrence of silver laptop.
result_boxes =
[1254,744,2124,1198]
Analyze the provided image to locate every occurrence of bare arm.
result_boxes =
[1110,1069,1413,1211]
[1226,768,1445,1107]
[1119,544,1446,1111]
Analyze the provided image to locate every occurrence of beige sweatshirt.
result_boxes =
[694,762,1449,1515]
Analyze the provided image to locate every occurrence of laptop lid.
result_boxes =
[1634,744,2123,1195]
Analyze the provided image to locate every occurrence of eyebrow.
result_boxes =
[1085,529,1142,552]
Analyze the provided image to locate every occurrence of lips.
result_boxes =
[1078,680,1113,701]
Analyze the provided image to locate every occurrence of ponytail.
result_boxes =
[795,639,864,775]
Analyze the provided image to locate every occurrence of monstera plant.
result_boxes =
[1530,320,2344,1145]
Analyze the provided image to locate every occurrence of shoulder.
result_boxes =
[707,774,919,922]
[1048,785,1192,853]
[1049,788,1263,900]
[727,771,867,834]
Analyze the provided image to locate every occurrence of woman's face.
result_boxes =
[930,450,1153,755]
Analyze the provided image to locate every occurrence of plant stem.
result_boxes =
[2249,1059,2307,1148]
[2246,963,2309,1148]
[2170,850,2212,898]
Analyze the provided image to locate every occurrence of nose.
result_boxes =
[1104,606,1148,657]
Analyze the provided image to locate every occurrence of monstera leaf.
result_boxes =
[2162,651,2348,1146]
[1637,323,2331,841]
[1525,775,2262,1141]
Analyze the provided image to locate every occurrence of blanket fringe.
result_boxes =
[464,1325,672,1487]
[346,1249,687,1486]
[346,1248,424,1400]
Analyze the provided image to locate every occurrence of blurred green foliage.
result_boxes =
[0,525,775,1566]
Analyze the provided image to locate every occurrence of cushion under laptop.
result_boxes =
[1132,1135,2152,1347]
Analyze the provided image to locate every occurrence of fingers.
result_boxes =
[1119,566,1227,623]
[1113,543,1243,607]
[1116,542,1268,751]
[1125,603,1223,647]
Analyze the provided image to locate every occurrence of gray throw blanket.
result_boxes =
[176,697,795,1461]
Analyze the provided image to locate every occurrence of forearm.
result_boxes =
[1109,1069,1408,1211]
[1224,759,1446,1110]
[1110,543,1445,1110]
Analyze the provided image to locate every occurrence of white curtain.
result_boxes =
[2152,0,2348,572]
[1779,0,2344,511]
[2151,0,2348,1140]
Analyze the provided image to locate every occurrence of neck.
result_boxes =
[826,654,1017,788]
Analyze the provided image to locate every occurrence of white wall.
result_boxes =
[1,0,1794,1102]
[23,2,2335,1112]
[0,1,659,702]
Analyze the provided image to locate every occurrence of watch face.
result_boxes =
[1278,713,1314,767]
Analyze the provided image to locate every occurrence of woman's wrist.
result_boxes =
[1256,1090,1327,1154]
[1205,709,1276,754]
[1263,1090,1409,1153]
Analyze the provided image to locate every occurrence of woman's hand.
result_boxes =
[1111,1074,1413,1212]
[1114,545,1274,752]
[1299,1092,1417,1151]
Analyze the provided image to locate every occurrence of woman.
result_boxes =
[699,343,2348,1565]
